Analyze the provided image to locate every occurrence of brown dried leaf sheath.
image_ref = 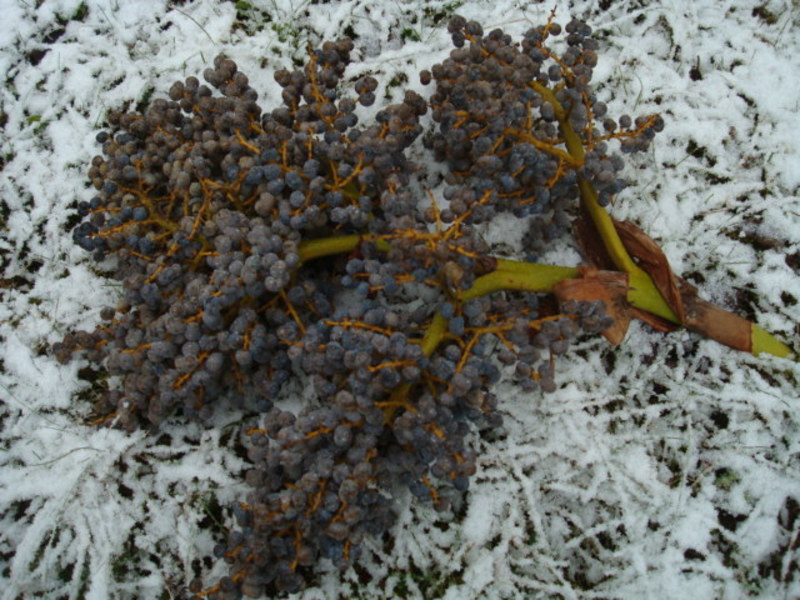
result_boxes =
[554,267,631,345]
[573,211,753,352]
[613,220,687,324]
[614,220,752,352]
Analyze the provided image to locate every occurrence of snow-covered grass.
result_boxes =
[1,0,799,598]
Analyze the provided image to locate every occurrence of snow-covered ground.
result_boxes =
[1,0,799,598]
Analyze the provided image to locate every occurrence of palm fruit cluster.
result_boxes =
[57,15,661,598]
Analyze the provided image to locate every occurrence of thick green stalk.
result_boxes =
[463,261,578,300]
[298,233,390,264]
[419,311,449,357]
[531,83,793,357]
[533,81,677,321]
[752,325,793,358]
[298,234,362,263]
[295,233,792,358]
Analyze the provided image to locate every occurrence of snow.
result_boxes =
[1,0,800,598]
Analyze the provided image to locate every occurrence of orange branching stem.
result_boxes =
[324,319,395,337]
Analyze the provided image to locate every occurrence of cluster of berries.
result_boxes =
[59,15,659,598]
